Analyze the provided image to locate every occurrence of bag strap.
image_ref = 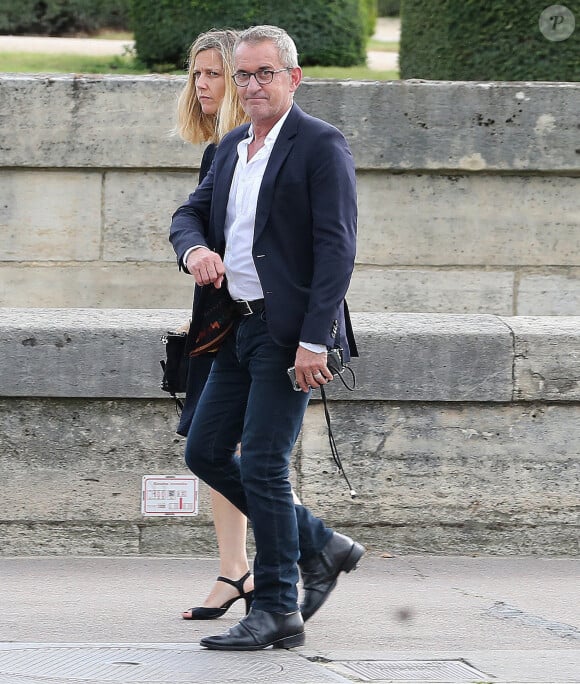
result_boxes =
[319,365,357,498]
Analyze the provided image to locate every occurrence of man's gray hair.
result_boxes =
[235,25,299,68]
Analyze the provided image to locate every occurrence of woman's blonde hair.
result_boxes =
[177,29,248,145]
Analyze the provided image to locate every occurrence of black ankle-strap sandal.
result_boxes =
[183,571,254,620]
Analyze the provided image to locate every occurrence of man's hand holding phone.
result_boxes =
[288,347,344,392]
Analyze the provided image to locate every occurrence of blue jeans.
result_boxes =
[185,312,332,613]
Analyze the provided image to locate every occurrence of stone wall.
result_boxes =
[0,308,578,556]
[0,76,578,556]
[1,76,579,315]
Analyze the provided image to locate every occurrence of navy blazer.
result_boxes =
[170,103,358,358]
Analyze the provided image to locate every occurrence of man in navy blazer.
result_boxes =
[170,25,363,651]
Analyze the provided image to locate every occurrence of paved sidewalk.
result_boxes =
[0,555,578,683]
[369,17,400,71]
[373,17,401,43]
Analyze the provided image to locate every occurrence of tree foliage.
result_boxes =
[131,0,368,70]
[0,0,131,35]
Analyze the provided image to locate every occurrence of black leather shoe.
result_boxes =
[299,531,365,622]
[199,607,305,651]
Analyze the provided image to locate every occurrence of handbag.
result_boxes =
[160,285,235,410]
[160,330,188,409]
[187,284,235,357]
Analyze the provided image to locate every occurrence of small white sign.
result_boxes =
[141,475,199,516]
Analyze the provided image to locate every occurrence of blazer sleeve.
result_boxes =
[299,125,357,349]
[169,127,246,269]
[169,163,214,270]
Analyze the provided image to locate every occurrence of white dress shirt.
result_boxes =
[223,110,289,301]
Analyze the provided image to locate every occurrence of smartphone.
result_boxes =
[287,366,301,391]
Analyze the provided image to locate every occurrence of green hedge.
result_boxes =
[0,0,131,35]
[362,0,378,36]
[131,0,367,69]
[378,0,400,16]
[400,0,580,81]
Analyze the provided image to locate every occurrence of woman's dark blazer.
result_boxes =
[175,143,217,437]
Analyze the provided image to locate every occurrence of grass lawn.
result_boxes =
[367,39,399,52]
[91,30,133,40]
[0,50,398,80]
[303,66,398,81]
[0,52,141,74]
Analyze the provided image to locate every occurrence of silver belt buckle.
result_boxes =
[240,300,253,316]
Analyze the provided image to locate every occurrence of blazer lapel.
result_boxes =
[253,105,301,244]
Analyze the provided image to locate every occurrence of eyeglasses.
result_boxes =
[232,68,291,87]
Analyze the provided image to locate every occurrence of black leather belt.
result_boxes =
[232,298,265,316]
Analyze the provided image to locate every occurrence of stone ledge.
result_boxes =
[0,309,578,402]
[1,76,579,171]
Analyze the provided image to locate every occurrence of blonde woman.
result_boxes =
[175,29,252,620]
